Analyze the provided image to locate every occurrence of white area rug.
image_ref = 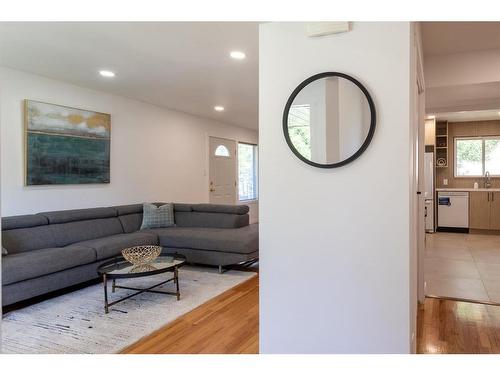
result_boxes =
[1,266,256,354]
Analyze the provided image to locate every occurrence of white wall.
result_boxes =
[259,22,413,353]
[0,67,258,220]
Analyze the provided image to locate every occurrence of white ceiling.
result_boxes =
[421,22,500,57]
[0,22,259,129]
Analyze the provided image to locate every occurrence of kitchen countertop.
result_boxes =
[436,188,500,192]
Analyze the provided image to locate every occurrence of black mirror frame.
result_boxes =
[282,72,377,169]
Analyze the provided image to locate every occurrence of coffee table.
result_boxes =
[97,253,186,313]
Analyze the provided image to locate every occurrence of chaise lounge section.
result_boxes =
[1,203,258,306]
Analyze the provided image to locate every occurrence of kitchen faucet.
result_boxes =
[484,171,492,188]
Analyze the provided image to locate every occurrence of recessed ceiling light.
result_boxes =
[214,106,225,112]
[230,51,246,60]
[497,111,500,115]
[99,70,115,77]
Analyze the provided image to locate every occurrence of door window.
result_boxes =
[214,145,230,157]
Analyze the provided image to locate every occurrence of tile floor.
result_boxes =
[425,232,500,303]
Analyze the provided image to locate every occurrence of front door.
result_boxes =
[209,136,237,204]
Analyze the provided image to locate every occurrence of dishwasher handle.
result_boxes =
[438,197,451,206]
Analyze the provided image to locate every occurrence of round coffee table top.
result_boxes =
[97,253,186,279]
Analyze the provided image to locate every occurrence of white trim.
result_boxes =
[414,23,425,95]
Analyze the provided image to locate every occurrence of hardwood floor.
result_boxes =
[418,297,500,353]
[121,274,259,354]
[123,274,500,354]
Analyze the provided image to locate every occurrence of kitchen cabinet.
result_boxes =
[470,192,490,229]
[470,191,500,230]
[490,192,500,230]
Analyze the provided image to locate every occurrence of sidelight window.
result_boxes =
[238,143,258,201]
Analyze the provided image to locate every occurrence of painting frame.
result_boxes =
[24,99,111,186]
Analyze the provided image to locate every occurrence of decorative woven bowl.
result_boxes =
[122,245,162,266]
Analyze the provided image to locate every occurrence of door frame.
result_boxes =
[410,21,426,354]
[415,24,426,305]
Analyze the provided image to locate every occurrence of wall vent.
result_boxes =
[306,22,350,37]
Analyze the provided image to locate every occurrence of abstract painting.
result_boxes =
[25,100,111,185]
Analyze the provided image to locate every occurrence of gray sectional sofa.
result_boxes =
[1,203,258,306]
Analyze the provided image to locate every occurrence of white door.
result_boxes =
[209,137,237,204]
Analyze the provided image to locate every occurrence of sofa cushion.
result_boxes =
[118,213,143,233]
[51,218,124,247]
[174,203,193,212]
[192,204,249,215]
[112,203,192,216]
[1,214,48,230]
[174,211,249,229]
[2,225,58,254]
[141,203,175,229]
[150,224,258,254]
[1,245,97,285]
[75,232,159,260]
[114,204,143,216]
[40,207,117,224]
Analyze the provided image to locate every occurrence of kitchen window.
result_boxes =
[238,143,258,201]
[455,137,500,177]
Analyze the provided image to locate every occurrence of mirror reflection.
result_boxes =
[286,75,373,166]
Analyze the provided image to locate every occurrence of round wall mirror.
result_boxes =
[283,72,376,168]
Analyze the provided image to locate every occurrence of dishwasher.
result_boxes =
[437,191,469,230]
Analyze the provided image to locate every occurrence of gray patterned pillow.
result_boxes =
[2,247,7,256]
[140,203,175,229]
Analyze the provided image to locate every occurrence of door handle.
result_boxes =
[209,182,215,192]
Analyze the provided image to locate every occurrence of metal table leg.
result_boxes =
[103,274,109,314]
[174,267,180,300]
